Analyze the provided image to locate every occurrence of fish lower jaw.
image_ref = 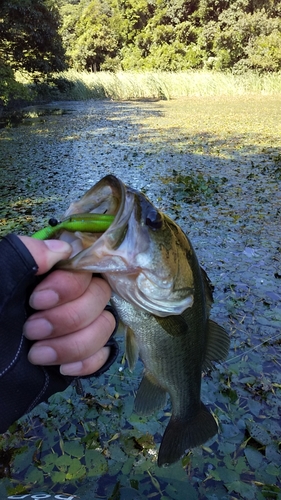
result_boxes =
[113,294,192,317]
[132,295,194,316]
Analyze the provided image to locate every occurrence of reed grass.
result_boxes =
[55,70,281,100]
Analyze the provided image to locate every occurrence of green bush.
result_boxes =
[100,56,122,72]
[121,42,204,72]
[145,42,188,71]
[245,31,281,72]
[121,46,146,70]
[201,7,281,71]
[211,49,232,71]
[0,60,30,106]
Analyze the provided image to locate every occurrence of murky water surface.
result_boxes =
[0,99,280,499]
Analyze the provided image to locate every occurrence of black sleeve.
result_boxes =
[0,234,119,434]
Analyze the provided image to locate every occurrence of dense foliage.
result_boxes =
[0,0,65,106]
[58,0,281,72]
[1,0,281,107]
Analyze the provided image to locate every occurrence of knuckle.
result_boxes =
[71,337,85,360]
[67,308,84,330]
[100,310,116,335]
[89,277,111,304]
[83,347,110,376]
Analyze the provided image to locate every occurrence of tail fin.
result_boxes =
[158,403,218,467]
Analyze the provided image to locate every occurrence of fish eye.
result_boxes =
[145,208,163,230]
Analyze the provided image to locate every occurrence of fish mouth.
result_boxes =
[59,175,158,283]
[59,175,157,279]
[58,175,194,316]
[64,175,126,219]
[60,175,135,262]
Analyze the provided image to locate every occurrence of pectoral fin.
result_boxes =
[203,319,230,371]
[154,314,188,337]
[125,326,139,371]
[135,372,167,416]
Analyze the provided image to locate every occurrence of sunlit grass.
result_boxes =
[53,70,281,100]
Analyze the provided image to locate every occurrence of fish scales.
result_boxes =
[57,175,230,466]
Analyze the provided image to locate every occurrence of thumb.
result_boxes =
[18,236,72,275]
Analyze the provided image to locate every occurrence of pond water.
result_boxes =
[0,98,280,499]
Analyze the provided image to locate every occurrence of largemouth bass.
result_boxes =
[58,175,229,466]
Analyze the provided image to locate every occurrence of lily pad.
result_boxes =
[246,421,272,446]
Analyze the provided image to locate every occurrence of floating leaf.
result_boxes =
[265,443,281,463]
[63,441,84,458]
[108,442,127,462]
[226,480,257,500]
[66,459,86,479]
[85,449,108,477]
[56,454,74,467]
[51,470,67,483]
[218,467,240,483]
[246,421,272,446]
[244,446,263,469]
[165,482,198,500]
[25,467,44,483]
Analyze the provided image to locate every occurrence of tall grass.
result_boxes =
[55,70,281,100]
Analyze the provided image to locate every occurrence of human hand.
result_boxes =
[19,236,116,377]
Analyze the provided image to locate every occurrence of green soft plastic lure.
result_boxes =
[32,213,115,240]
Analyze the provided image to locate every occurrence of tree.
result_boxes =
[198,3,281,71]
[0,58,31,107]
[57,0,281,72]
[60,0,121,71]
[245,30,281,71]
[0,0,66,78]
[198,0,231,22]
[116,0,155,44]
[165,0,200,24]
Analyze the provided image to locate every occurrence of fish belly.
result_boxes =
[111,293,218,466]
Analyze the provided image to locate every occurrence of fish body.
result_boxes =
[58,175,229,466]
